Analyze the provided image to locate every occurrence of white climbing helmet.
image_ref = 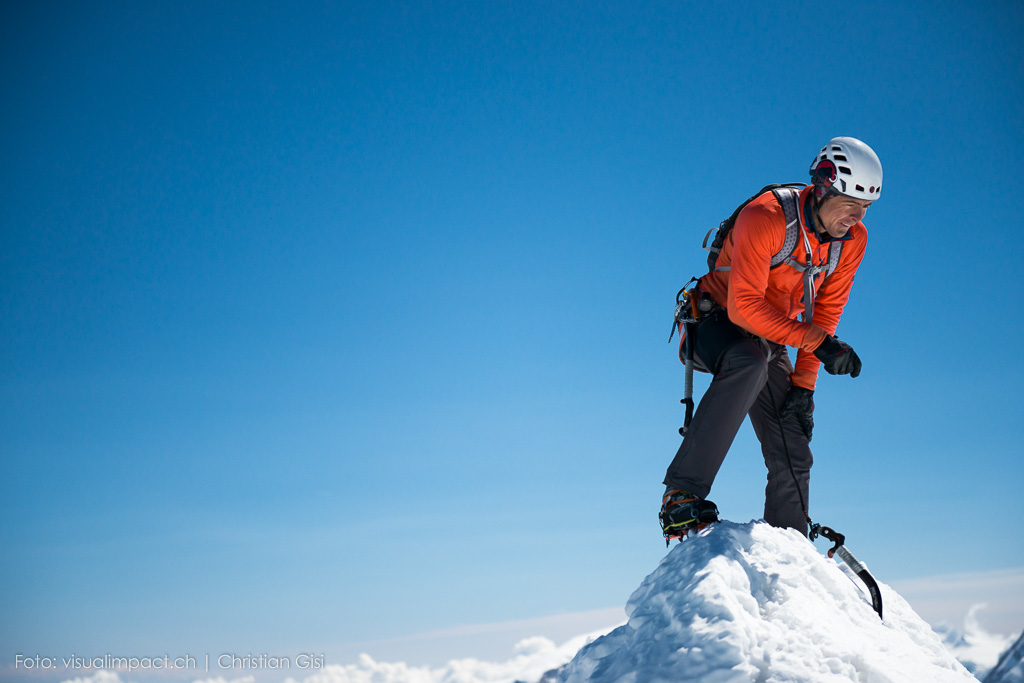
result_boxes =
[809,136,883,201]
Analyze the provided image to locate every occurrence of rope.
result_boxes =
[765,380,815,531]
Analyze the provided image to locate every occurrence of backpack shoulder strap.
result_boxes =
[703,183,806,272]
[826,241,843,277]
[769,188,801,268]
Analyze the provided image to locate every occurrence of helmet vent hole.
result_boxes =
[856,184,865,192]
[834,154,848,162]
[838,165,852,175]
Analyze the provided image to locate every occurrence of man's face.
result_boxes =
[816,194,872,238]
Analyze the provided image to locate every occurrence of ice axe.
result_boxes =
[668,281,702,436]
[811,523,883,619]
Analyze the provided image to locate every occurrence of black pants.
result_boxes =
[665,313,813,536]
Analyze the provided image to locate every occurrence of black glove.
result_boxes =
[813,335,862,377]
[780,386,814,441]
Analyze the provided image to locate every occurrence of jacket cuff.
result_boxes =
[790,366,819,391]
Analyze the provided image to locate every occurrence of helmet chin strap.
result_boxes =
[807,194,826,236]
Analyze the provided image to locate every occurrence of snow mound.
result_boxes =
[558,521,976,683]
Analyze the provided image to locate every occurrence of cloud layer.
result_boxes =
[284,630,610,683]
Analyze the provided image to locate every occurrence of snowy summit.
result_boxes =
[558,521,976,682]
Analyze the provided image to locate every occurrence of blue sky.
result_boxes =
[2,0,1023,675]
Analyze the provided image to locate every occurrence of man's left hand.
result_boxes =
[781,386,814,441]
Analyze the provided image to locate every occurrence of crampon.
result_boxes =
[659,489,720,545]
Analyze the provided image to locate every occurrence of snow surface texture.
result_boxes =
[559,521,977,683]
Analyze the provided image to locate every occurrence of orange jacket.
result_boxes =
[699,185,867,390]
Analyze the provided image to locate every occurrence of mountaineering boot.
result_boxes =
[659,488,719,544]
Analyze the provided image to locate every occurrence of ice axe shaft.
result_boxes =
[680,321,695,435]
[670,284,698,436]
